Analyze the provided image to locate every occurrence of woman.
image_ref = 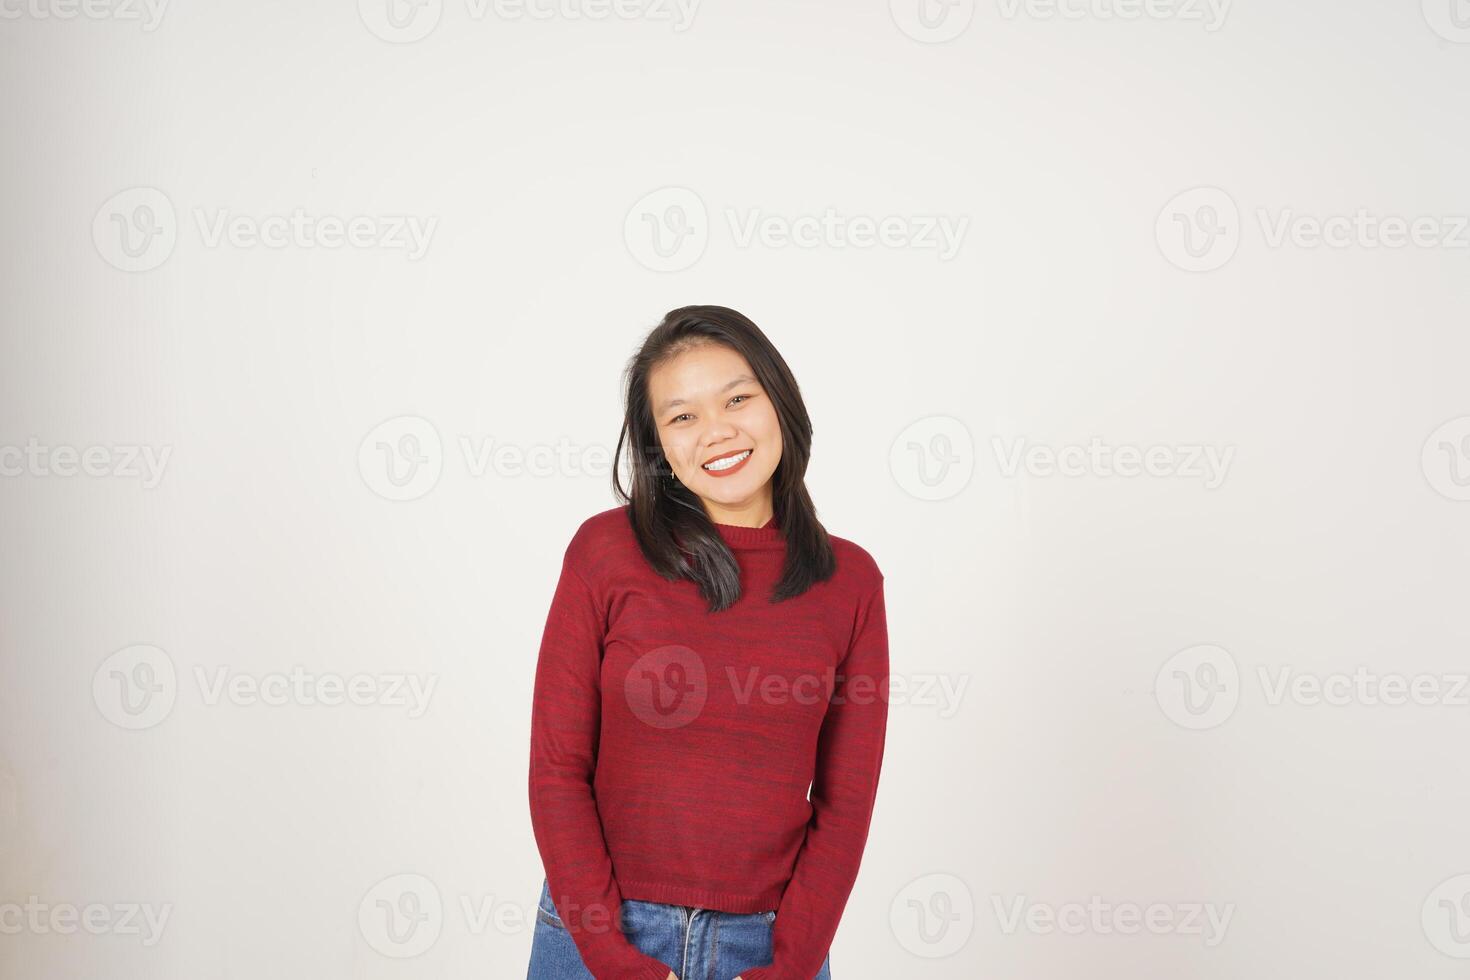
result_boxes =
[527,305,890,980]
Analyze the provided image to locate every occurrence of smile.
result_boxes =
[701,449,753,475]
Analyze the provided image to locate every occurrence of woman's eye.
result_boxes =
[672,413,692,423]
[729,395,749,406]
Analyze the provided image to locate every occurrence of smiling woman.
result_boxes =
[525,305,889,980]
[646,345,782,522]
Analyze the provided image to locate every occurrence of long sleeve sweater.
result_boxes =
[527,505,889,980]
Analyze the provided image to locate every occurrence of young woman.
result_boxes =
[526,305,890,980]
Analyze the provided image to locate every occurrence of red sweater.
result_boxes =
[528,506,889,980]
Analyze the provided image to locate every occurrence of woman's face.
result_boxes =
[647,343,783,524]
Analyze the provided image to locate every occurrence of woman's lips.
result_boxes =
[701,448,753,478]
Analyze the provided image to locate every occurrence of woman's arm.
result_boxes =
[528,533,675,980]
[738,576,891,980]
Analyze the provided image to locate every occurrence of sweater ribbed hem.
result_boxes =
[618,879,783,915]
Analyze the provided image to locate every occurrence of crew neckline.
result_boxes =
[712,514,785,550]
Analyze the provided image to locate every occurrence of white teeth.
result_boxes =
[702,449,752,471]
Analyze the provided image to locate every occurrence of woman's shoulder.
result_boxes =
[825,528,884,594]
[561,505,637,576]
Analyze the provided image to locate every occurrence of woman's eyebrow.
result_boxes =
[658,374,757,414]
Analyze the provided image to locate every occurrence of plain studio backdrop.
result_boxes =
[2,1,1469,978]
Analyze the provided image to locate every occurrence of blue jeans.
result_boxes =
[526,877,833,980]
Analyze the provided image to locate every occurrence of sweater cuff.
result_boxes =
[575,930,671,979]
[737,968,782,980]
[628,962,672,980]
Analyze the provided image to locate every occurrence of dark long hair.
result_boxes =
[612,305,836,613]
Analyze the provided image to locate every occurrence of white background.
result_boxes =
[3,0,1470,977]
